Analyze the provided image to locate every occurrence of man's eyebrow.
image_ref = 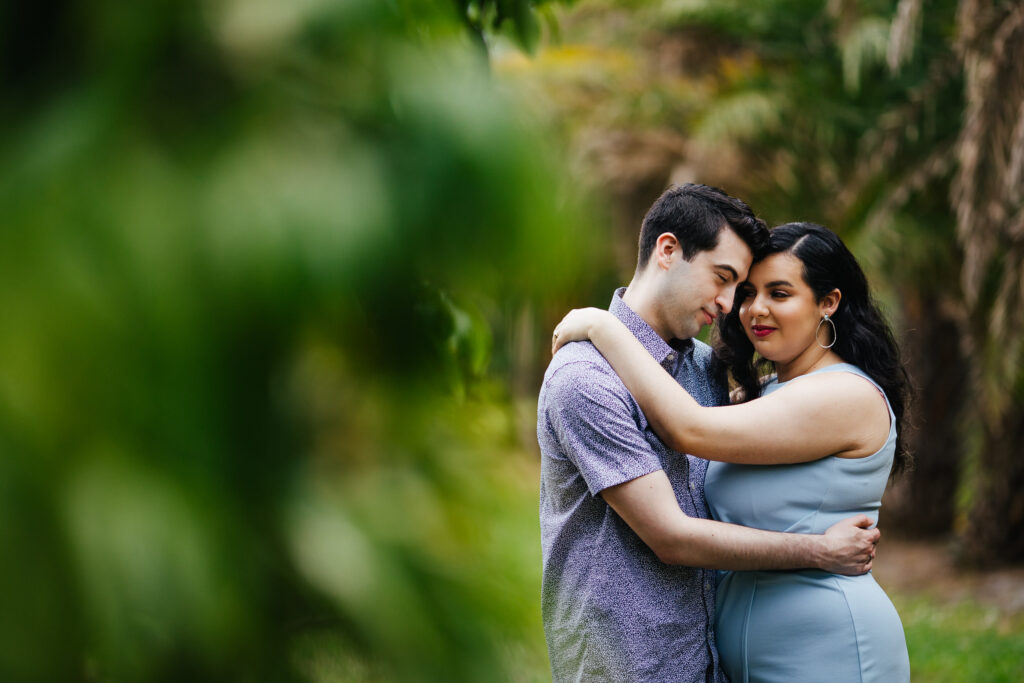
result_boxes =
[715,264,740,280]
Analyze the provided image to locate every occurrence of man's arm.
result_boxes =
[602,470,878,574]
[545,358,877,574]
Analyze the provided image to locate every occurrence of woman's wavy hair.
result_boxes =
[715,222,913,474]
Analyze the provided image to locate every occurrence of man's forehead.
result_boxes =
[706,230,753,272]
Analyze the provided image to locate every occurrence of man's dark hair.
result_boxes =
[637,183,769,268]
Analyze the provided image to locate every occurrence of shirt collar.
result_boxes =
[609,287,693,367]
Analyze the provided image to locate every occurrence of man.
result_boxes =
[538,184,879,682]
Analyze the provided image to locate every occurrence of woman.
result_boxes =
[551,222,911,682]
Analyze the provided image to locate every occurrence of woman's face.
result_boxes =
[737,252,832,364]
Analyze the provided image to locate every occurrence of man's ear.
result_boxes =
[653,233,680,271]
[821,288,841,317]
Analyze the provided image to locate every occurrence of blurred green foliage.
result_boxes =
[894,596,1024,682]
[0,0,602,680]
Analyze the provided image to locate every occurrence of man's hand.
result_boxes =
[818,515,880,575]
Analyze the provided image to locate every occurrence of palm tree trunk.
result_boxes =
[960,404,1024,565]
[881,290,965,537]
[952,0,1024,566]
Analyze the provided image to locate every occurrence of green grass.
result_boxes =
[512,592,1024,683]
[893,594,1024,682]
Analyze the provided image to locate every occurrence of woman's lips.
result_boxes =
[751,325,775,338]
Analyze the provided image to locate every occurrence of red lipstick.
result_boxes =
[751,325,775,338]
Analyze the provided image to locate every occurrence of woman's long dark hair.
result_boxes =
[715,222,913,474]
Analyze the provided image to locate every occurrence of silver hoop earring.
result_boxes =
[816,314,836,349]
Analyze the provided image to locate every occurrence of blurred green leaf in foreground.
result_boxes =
[0,0,599,680]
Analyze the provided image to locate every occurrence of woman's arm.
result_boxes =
[552,308,888,464]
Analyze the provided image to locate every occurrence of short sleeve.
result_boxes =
[543,361,663,496]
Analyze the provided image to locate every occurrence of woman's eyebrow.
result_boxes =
[765,279,794,287]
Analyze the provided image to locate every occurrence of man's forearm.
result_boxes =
[654,517,826,571]
[602,470,876,575]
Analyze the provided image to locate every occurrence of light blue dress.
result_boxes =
[705,363,910,683]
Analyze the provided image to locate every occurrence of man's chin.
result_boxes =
[674,326,700,341]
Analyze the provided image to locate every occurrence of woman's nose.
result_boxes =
[748,294,768,316]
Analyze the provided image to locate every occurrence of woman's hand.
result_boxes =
[551,308,615,355]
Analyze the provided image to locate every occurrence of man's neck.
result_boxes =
[622,276,671,342]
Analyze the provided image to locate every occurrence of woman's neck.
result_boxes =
[775,347,843,383]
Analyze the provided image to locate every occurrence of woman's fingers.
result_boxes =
[551,310,577,355]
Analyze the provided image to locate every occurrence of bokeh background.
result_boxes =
[2,0,1023,681]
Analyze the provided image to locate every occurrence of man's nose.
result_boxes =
[716,286,736,315]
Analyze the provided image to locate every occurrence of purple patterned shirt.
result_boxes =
[538,289,729,683]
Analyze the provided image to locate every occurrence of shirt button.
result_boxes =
[689,482,695,490]
[705,583,711,590]
[666,353,676,362]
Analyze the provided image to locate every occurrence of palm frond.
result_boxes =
[839,16,890,93]
[692,90,788,142]
[888,0,924,73]
[838,55,960,213]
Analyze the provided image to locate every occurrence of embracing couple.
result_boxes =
[538,184,911,682]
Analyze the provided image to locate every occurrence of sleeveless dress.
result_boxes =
[704,363,910,683]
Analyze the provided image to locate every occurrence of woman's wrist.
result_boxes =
[589,310,617,344]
